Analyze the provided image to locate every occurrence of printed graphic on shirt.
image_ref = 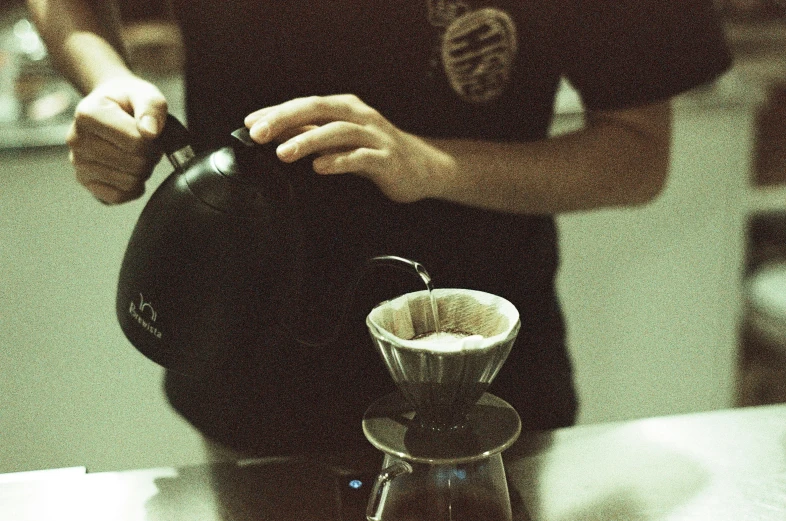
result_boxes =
[440,8,517,103]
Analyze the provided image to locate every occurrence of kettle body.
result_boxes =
[116,116,298,377]
[116,116,406,377]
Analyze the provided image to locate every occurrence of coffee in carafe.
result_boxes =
[381,488,511,521]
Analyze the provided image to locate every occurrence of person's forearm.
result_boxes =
[427,101,672,214]
[26,0,132,94]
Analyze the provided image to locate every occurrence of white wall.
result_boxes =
[556,103,752,424]
[0,149,207,474]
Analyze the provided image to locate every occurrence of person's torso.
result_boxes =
[171,1,565,145]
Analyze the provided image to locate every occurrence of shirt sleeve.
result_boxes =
[562,0,733,111]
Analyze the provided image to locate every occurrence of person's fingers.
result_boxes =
[246,95,379,144]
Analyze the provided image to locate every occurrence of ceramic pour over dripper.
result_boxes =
[367,289,521,431]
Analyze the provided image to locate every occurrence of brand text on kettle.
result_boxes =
[128,294,163,340]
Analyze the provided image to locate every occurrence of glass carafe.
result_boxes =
[363,390,520,521]
[366,451,512,521]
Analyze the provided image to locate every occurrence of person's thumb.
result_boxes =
[130,89,168,140]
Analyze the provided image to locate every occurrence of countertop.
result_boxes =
[2,403,786,520]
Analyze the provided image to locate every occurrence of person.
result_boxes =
[26,0,731,457]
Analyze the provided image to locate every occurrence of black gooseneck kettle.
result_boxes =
[116,115,420,378]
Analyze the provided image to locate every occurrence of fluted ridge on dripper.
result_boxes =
[367,289,520,431]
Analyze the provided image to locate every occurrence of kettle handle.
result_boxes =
[157,114,196,170]
[366,460,413,521]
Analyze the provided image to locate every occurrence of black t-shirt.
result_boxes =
[161,0,731,455]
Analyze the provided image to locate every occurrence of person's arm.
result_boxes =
[26,0,129,95]
[26,0,169,204]
[428,101,671,214]
[245,95,670,215]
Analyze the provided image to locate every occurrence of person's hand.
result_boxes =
[67,76,168,204]
[244,95,452,203]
